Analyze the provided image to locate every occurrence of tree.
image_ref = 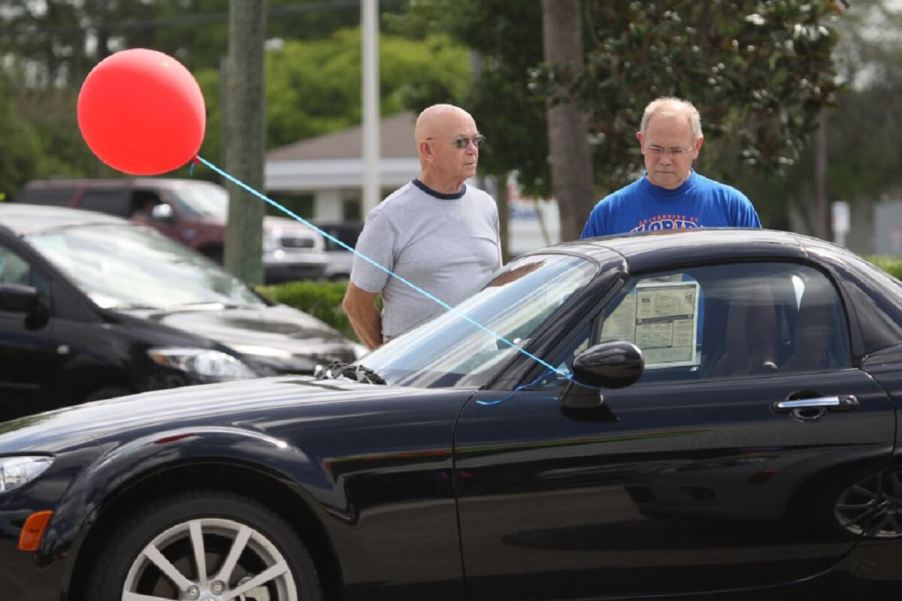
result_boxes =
[0,1,467,195]
[398,0,843,232]
[542,0,594,241]
[223,0,266,284]
[0,0,406,82]
[718,0,902,241]
[194,28,471,167]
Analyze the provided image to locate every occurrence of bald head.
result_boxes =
[415,104,475,143]
[414,104,481,194]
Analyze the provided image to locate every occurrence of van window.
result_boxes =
[79,189,131,217]
[16,188,75,206]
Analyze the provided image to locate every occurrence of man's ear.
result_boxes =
[691,136,704,159]
[636,131,644,145]
[419,140,434,162]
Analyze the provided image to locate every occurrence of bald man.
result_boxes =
[342,104,502,349]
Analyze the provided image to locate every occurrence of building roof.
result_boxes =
[266,112,417,161]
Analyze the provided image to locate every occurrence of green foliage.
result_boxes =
[0,1,469,195]
[0,1,405,81]
[390,0,550,195]
[194,28,470,163]
[257,280,357,342]
[867,256,902,280]
[548,1,841,194]
[397,0,842,209]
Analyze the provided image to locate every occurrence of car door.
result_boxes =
[0,240,64,417]
[454,260,895,600]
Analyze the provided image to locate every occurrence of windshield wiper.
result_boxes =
[354,364,386,385]
[315,360,385,385]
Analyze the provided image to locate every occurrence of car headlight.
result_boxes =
[148,348,257,381]
[0,456,53,493]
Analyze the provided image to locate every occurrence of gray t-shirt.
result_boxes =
[350,179,502,341]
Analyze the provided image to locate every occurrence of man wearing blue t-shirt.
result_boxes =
[581,97,761,238]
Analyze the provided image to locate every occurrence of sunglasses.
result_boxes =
[428,135,487,149]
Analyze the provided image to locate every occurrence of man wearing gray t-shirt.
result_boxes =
[342,104,502,349]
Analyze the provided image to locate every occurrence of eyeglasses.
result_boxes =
[427,135,487,149]
[646,144,691,156]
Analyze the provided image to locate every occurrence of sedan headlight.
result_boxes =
[0,456,53,493]
[148,347,257,381]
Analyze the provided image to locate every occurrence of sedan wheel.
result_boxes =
[86,491,321,601]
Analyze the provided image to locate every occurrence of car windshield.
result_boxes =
[27,223,263,310]
[169,181,229,220]
[360,253,598,388]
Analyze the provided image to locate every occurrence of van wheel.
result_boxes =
[85,490,321,601]
[201,246,224,264]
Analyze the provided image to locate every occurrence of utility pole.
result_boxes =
[361,0,380,216]
[224,0,266,283]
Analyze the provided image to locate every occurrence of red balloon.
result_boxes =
[77,48,206,175]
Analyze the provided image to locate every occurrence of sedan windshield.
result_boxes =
[361,253,598,388]
[28,223,263,310]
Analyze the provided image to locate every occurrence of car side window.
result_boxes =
[592,263,850,384]
[0,244,51,305]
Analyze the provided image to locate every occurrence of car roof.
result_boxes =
[536,228,815,272]
[19,177,203,191]
[0,203,128,236]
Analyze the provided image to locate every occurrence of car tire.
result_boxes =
[85,490,322,601]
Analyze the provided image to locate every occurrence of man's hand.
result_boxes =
[342,283,383,350]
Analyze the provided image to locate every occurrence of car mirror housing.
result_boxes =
[151,203,174,221]
[572,341,644,389]
[0,283,40,313]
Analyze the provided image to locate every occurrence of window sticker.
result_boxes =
[602,280,700,368]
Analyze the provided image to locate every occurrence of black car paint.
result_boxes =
[1,229,902,600]
[0,206,357,419]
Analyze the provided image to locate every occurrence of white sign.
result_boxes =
[601,280,701,368]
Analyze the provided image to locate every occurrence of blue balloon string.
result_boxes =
[475,369,560,406]
[194,155,572,380]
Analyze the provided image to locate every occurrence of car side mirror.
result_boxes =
[573,341,644,388]
[151,203,174,221]
[561,341,644,412]
[0,283,40,312]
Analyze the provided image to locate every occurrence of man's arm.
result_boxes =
[342,283,383,350]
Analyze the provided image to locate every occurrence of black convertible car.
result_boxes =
[2,228,902,601]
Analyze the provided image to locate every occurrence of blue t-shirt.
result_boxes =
[580,171,761,238]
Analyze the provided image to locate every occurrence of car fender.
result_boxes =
[39,426,328,565]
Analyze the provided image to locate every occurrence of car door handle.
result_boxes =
[772,395,859,413]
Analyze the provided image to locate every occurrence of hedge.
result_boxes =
[257,280,357,342]
[867,256,902,280]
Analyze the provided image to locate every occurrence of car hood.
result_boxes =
[129,304,357,372]
[0,376,457,453]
